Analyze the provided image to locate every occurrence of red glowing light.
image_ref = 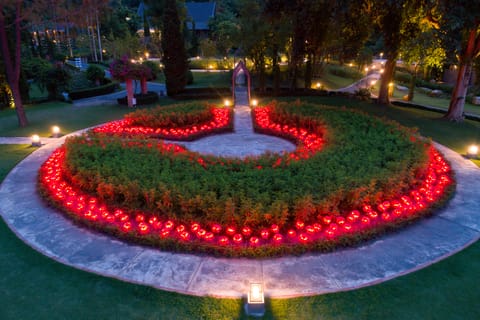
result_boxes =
[232,234,243,244]
[249,236,260,246]
[242,226,252,236]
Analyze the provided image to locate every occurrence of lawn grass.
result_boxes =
[189,71,231,88]
[0,96,479,319]
[0,145,34,181]
[0,100,175,137]
[369,82,480,116]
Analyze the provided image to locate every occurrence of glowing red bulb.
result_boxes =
[232,234,243,244]
[226,227,236,236]
[273,234,283,243]
[260,229,270,239]
[211,224,222,233]
[271,224,280,233]
[298,233,309,243]
[295,220,305,229]
[249,236,260,246]
[242,226,252,236]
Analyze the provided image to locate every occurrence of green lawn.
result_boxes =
[368,82,480,116]
[189,71,231,88]
[0,97,479,319]
[0,100,175,137]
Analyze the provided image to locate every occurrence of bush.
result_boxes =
[86,65,106,85]
[327,64,362,80]
[172,87,231,100]
[45,65,71,99]
[394,72,412,85]
[68,82,118,100]
[116,91,159,106]
[142,60,161,79]
[125,101,212,127]
[186,70,194,85]
[40,100,454,257]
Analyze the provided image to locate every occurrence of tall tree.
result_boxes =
[435,1,480,121]
[160,0,188,95]
[371,0,426,105]
[0,1,28,127]
[400,28,446,101]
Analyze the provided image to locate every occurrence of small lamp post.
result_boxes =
[52,126,61,138]
[245,282,265,317]
[31,134,41,147]
[224,99,231,107]
[388,82,394,97]
[251,99,258,107]
[467,145,479,159]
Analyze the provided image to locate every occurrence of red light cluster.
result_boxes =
[92,108,231,140]
[38,100,454,253]
[39,146,452,249]
[253,106,325,161]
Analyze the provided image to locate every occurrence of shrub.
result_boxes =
[124,101,213,127]
[142,60,161,79]
[327,64,362,80]
[117,91,159,106]
[39,101,454,257]
[86,65,106,85]
[68,82,118,100]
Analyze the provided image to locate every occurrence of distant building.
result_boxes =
[185,2,216,38]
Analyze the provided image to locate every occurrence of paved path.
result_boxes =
[176,88,295,157]
[1,89,480,298]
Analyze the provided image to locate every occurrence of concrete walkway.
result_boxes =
[1,90,480,299]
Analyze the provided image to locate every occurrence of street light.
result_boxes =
[31,134,41,147]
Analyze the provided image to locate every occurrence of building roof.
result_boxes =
[185,2,216,30]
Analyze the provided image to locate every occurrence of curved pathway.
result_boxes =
[1,95,480,298]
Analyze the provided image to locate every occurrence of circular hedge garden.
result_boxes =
[38,101,454,257]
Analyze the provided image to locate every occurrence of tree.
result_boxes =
[400,29,446,101]
[0,1,28,127]
[435,1,480,122]
[371,0,426,105]
[160,0,188,95]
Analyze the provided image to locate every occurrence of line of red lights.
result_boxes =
[38,105,453,250]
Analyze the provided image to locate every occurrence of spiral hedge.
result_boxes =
[38,101,454,257]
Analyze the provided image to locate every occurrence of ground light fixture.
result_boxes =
[224,99,231,107]
[251,99,258,107]
[316,82,322,89]
[52,126,61,138]
[245,282,265,317]
[31,134,41,147]
[467,145,479,159]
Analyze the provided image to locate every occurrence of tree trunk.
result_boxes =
[0,1,28,127]
[272,45,280,96]
[95,9,103,62]
[377,58,396,105]
[141,78,148,94]
[407,67,417,101]
[443,63,472,121]
[444,27,480,122]
[304,53,313,89]
[125,79,134,107]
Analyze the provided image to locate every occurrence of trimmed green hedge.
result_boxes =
[62,102,427,227]
[125,101,214,127]
[68,82,119,100]
[117,91,159,106]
